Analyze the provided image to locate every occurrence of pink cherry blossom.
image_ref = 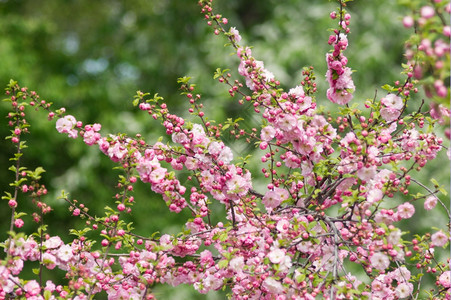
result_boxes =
[44,280,56,292]
[431,230,448,247]
[42,252,57,269]
[56,115,78,138]
[380,107,401,122]
[107,141,128,162]
[44,236,63,249]
[276,219,290,233]
[229,256,244,272]
[56,115,76,133]
[262,190,281,208]
[207,141,222,156]
[334,68,354,90]
[82,130,100,145]
[230,27,241,42]
[288,85,304,99]
[424,196,437,210]
[24,280,41,296]
[268,248,286,264]
[439,271,451,288]
[276,113,297,131]
[149,167,167,184]
[367,188,383,203]
[397,202,415,219]
[262,277,284,294]
[218,146,233,164]
[83,123,101,145]
[381,94,403,110]
[357,165,377,181]
[57,244,74,262]
[370,252,390,271]
[395,282,413,298]
[326,86,354,105]
[172,132,188,144]
[262,188,289,209]
[387,229,402,245]
[261,125,276,141]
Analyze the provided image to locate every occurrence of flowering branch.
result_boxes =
[0,1,449,299]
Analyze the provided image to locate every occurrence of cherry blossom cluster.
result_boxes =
[403,1,450,100]
[325,6,355,105]
[402,0,451,136]
[1,0,450,299]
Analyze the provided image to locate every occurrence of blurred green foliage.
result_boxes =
[0,0,448,298]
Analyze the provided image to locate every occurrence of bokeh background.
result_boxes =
[0,0,449,298]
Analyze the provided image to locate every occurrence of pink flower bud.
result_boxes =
[14,218,24,228]
[421,6,435,19]
[402,16,414,28]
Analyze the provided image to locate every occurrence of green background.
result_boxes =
[0,0,448,298]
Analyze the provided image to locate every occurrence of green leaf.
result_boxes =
[177,76,191,84]
[9,152,24,161]
[319,220,328,232]
[213,68,222,80]
[381,84,395,92]
[28,167,46,181]
[44,290,52,300]
[14,212,27,219]
[217,259,228,269]
[430,178,439,188]
[58,190,69,199]
[2,192,12,201]
[222,252,231,260]
[295,273,306,283]
[308,221,317,230]
[8,79,18,88]
[219,231,228,242]
[10,177,27,187]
